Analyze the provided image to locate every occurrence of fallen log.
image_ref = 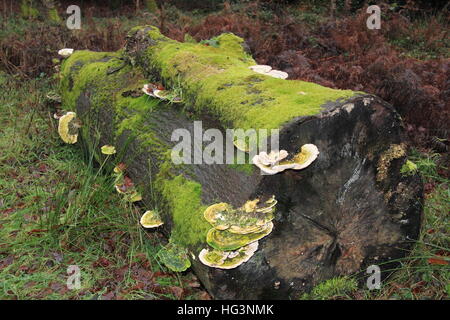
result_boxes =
[58,26,423,299]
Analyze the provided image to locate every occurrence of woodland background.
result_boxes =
[0,0,448,300]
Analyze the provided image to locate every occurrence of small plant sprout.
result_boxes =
[249,65,288,79]
[92,144,117,182]
[401,160,418,176]
[252,144,319,175]
[58,48,74,58]
[157,243,191,272]
[199,241,259,269]
[57,111,80,144]
[101,145,116,155]
[140,210,164,228]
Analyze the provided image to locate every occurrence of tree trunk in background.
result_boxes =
[59,26,423,299]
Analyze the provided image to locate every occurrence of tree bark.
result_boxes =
[59,26,423,299]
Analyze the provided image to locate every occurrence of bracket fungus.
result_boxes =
[199,242,259,269]
[101,145,117,155]
[249,65,288,79]
[58,48,74,58]
[249,65,272,74]
[157,243,191,272]
[252,144,319,175]
[200,196,276,267]
[204,197,277,234]
[207,222,273,251]
[140,210,164,228]
[57,111,80,144]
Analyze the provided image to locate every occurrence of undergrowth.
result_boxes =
[0,72,207,300]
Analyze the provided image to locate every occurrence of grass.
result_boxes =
[0,72,206,299]
[300,277,358,300]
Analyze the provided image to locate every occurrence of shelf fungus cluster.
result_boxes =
[142,83,182,103]
[57,111,80,144]
[252,144,319,175]
[249,65,288,80]
[199,196,277,269]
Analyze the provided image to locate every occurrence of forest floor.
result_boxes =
[0,1,448,300]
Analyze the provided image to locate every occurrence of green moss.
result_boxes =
[60,50,122,110]
[401,159,418,176]
[300,276,358,300]
[158,174,211,248]
[140,26,356,131]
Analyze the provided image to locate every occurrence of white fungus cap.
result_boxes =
[249,65,289,79]
[252,144,319,175]
[58,48,74,58]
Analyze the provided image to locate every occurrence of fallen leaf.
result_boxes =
[199,291,212,300]
[168,286,184,299]
[102,291,115,300]
[93,257,111,268]
[427,257,449,265]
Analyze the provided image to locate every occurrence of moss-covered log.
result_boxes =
[59,26,423,299]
